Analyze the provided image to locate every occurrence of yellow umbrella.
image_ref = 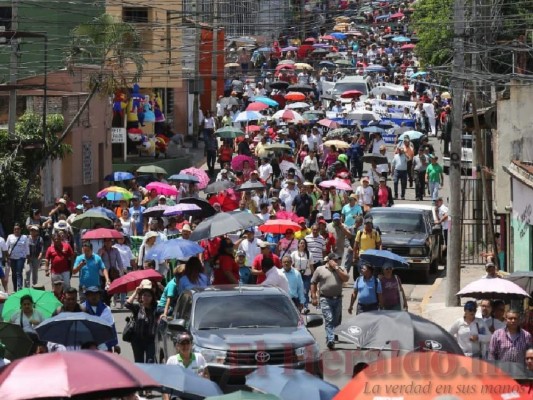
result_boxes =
[333,23,350,32]
[324,140,350,149]
[441,91,452,99]
[294,63,313,70]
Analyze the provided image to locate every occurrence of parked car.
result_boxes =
[443,134,473,175]
[156,285,323,392]
[367,206,444,282]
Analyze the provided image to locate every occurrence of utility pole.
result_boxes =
[8,0,19,138]
[191,24,200,149]
[446,0,465,307]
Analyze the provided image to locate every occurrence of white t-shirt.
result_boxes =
[260,267,290,293]
[238,238,261,266]
[258,164,273,183]
[316,199,332,220]
[356,185,374,206]
[438,204,450,230]
[167,352,207,374]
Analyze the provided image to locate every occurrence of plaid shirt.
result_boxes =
[488,327,533,363]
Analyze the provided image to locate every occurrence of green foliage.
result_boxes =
[412,0,454,68]
[0,113,68,229]
[66,13,145,95]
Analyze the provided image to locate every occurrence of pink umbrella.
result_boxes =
[246,102,268,112]
[145,181,179,196]
[231,155,256,171]
[390,12,405,19]
[179,167,210,189]
[457,278,531,300]
[321,35,335,41]
[275,211,300,223]
[401,44,416,51]
[319,179,353,191]
[317,119,340,129]
[82,228,123,240]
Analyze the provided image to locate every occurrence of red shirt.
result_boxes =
[213,254,239,285]
[45,243,74,274]
[252,253,281,284]
[320,232,336,254]
[201,237,221,262]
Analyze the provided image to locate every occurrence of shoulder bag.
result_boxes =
[122,314,136,343]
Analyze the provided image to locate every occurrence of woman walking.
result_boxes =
[291,239,314,314]
[379,265,408,311]
[125,284,158,363]
[6,223,30,292]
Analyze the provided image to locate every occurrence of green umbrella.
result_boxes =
[0,322,33,360]
[206,391,280,400]
[216,126,244,139]
[136,165,168,174]
[335,59,352,66]
[2,288,62,321]
[70,210,113,230]
[264,143,292,152]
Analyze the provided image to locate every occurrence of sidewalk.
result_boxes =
[420,265,486,329]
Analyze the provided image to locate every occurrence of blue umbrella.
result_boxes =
[365,64,388,72]
[392,36,411,43]
[375,14,390,20]
[136,363,223,399]
[104,171,134,182]
[410,71,427,79]
[254,97,279,107]
[35,312,114,347]
[168,173,200,183]
[257,47,272,53]
[362,126,386,134]
[330,32,347,40]
[246,365,339,400]
[398,130,424,141]
[318,61,336,68]
[92,206,118,220]
[360,249,409,269]
[146,238,204,261]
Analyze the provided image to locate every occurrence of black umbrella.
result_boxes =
[204,180,235,194]
[235,181,266,192]
[335,310,464,354]
[189,211,264,241]
[142,205,169,218]
[179,197,216,218]
[269,81,290,90]
[505,271,533,294]
[311,48,328,55]
[287,84,313,93]
[135,363,223,399]
[362,154,389,165]
[0,322,33,360]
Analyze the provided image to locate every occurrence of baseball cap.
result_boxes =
[54,221,69,230]
[28,225,39,231]
[181,224,192,232]
[297,217,306,224]
[349,193,358,200]
[85,286,100,294]
[379,176,386,182]
[159,195,167,201]
[236,250,246,257]
[318,218,327,225]
[258,240,269,248]
[139,279,153,290]
[76,204,84,210]
[58,198,67,205]
[485,262,495,270]
[82,195,90,201]
[364,217,373,224]
[332,213,341,220]
[52,276,64,285]
[464,301,477,311]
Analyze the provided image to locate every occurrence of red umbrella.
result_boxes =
[231,154,256,171]
[246,125,261,133]
[275,211,300,223]
[0,350,158,400]
[82,228,123,240]
[303,37,316,43]
[390,12,405,19]
[401,44,416,51]
[340,90,363,99]
[259,219,301,234]
[318,118,340,129]
[209,189,239,212]
[246,102,268,111]
[276,64,295,70]
[284,92,306,101]
[321,35,335,41]
[107,269,164,294]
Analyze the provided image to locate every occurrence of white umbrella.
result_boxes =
[279,160,304,182]
[234,111,263,122]
[272,109,304,122]
[286,102,311,109]
[347,110,380,121]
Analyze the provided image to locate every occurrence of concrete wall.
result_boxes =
[510,178,533,271]
[494,81,533,214]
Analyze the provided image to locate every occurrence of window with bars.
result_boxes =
[123,7,149,23]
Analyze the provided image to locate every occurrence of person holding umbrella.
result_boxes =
[81,286,120,353]
[125,283,158,362]
[9,294,45,332]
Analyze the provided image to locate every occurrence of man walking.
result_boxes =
[489,309,532,364]
[391,148,408,200]
[281,256,305,311]
[310,253,349,350]
[413,147,428,201]
[426,155,444,202]
[45,233,74,290]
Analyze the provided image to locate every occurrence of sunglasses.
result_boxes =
[178,340,192,345]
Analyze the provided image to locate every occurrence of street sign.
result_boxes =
[111,127,126,144]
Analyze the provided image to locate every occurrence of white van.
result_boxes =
[322,76,375,102]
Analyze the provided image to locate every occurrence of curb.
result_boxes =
[419,277,443,316]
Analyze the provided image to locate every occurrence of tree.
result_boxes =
[19,14,145,213]
[412,0,454,68]
[0,113,68,229]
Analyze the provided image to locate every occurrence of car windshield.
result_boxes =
[193,294,300,330]
[332,82,368,95]
[371,212,426,233]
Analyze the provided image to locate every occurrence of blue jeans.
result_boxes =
[320,296,342,343]
[393,170,407,198]
[428,181,440,201]
[302,274,312,307]
[10,258,25,292]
